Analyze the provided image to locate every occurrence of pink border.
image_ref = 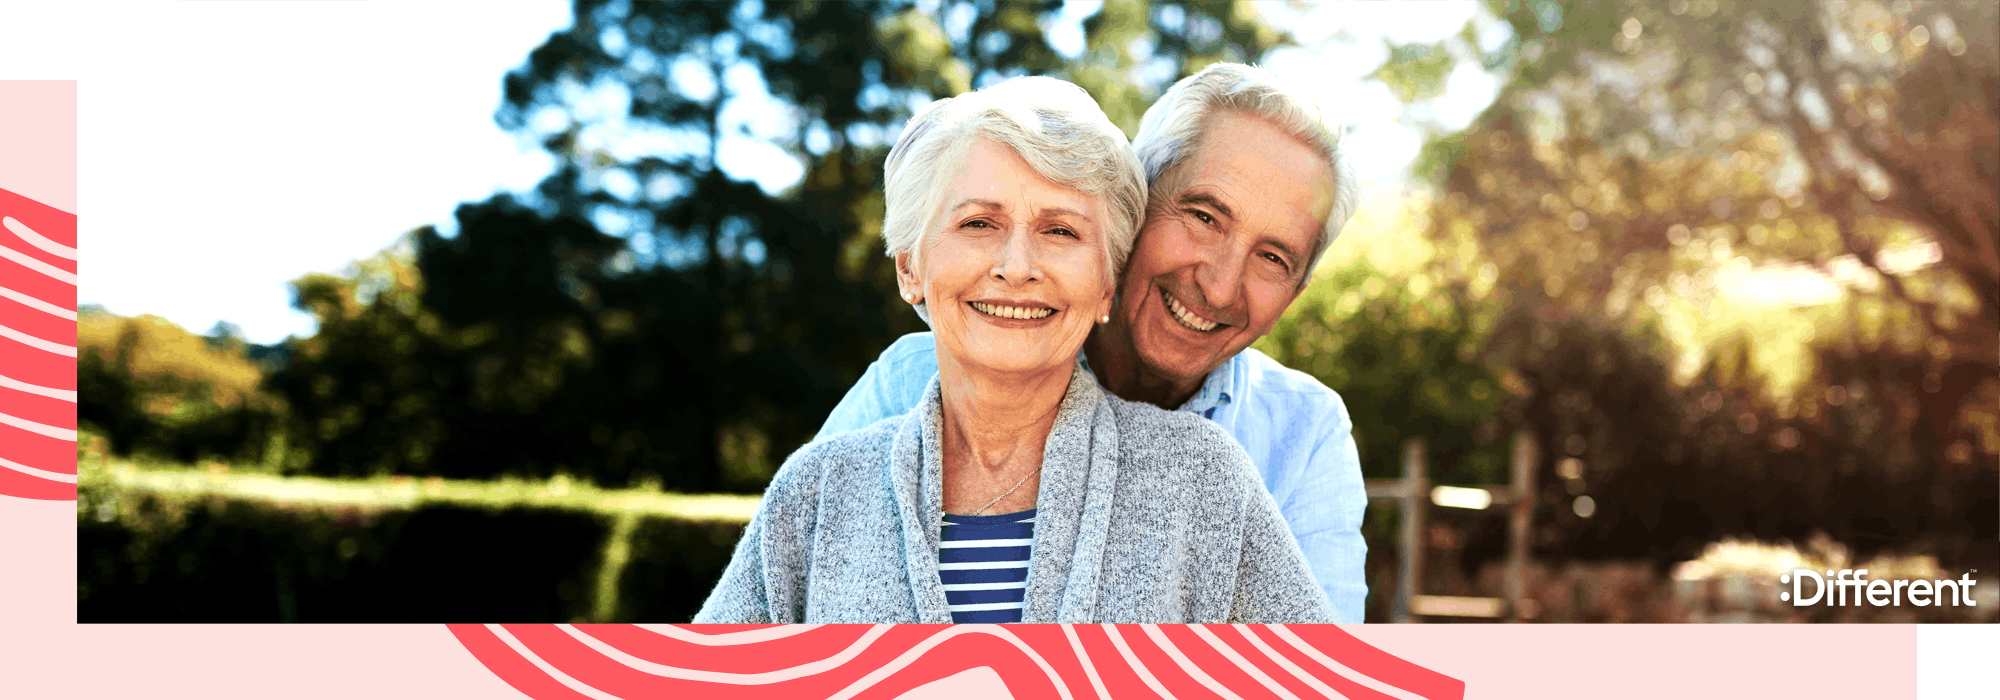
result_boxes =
[0,80,78,502]
[1349,624,1917,697]
[0,80,74,215]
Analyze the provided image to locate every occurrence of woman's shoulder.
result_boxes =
[794,415,901,465]
[1104,393,1228,438]
[770,414,903,494]
[1102,392,1254,482]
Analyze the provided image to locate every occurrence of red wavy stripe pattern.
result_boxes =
[450,623,1465,700]
[0,185,77,501]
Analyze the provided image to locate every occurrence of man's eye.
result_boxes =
[1262,252,1290,270]
[1048,227,1077,238]
[963,219,991,228]
[1190,210,1216,225]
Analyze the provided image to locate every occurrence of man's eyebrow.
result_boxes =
[1263,236,1303,264]
[1174,191,1235,221]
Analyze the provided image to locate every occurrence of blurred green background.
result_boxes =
[77,0,1997,623]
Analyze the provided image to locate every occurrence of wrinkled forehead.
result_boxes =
[1157,127,1337,231]
[940,137,1109,216]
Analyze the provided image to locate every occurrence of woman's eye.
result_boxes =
[963,219,990,229]
[1048,227,1077,238]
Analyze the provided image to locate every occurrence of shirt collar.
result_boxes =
[1077,350,1238,419]
[1178,354,1238,419]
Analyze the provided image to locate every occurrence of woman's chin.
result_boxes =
[947,342,1079,377]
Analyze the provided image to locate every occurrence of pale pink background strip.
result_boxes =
[1350,623,1919,699]
[0,81,77,215]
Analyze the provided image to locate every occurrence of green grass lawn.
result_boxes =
[74,431,763,523]
[81,464,762,522]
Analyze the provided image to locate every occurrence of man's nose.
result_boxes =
[1193,239,1245,310]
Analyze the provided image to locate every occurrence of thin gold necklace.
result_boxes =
[969,464,1043,516]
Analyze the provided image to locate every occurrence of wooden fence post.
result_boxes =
[1507,431,1537,622]
[1395,438,1427,624]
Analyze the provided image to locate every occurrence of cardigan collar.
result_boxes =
[888,362,1122,623]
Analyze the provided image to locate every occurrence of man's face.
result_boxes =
[1112,110,1337,383]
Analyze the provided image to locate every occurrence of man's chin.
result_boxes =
[1134,343,1224,385]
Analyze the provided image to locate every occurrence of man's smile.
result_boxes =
[1160,286,1221,332]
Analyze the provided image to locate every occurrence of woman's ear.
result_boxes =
[895,252,923,304]
[1096,281,1116,324]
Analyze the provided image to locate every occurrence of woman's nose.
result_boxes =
[991,226,1041,284]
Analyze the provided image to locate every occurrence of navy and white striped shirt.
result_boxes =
[937,509,1035,623]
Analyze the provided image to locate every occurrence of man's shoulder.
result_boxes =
[817,333,937,439]
[1235,348,1351,426]
[877,332,937,363]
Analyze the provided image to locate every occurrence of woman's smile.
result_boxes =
[967,299,1058,323]
[903,136,1114,376]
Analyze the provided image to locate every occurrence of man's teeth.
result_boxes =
[1163,290,1219,332]
[971,301,1054,320]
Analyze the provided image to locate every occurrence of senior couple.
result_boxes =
[696,63,1367,625]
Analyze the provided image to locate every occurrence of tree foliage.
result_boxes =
[1261,261,1508,486]
[242,0,1285,491]
[77,307,283,464]
[1381,0,1999,563]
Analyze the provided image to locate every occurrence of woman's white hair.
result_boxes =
[1132,63,1359,286]
[882,76,1146,322]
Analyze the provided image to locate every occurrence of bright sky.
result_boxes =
[50,3,570,344]
[20,1,1506,345]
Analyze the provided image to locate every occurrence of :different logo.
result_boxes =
[1780,569,1981,607]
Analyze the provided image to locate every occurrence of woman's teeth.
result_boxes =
[971,301,1054,320]
[1162,289,1219,332]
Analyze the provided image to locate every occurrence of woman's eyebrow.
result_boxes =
[949,198,1092,223]
[948,198,1005,213]
[1036,206,1092,223]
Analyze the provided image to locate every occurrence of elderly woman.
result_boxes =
[694,77,1331,624]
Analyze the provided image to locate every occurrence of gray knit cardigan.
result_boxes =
[692,366,1334,624]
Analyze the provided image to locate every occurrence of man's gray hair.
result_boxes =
[882,76,1146,322]
[1133,63,1359,285]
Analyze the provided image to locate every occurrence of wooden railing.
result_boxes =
[1365,432,1539,622]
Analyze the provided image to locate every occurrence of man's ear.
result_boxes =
[895,252,923,304]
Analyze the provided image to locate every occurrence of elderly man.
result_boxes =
[820,63,1368,623]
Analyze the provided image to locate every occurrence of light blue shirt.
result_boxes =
[818,332,1369,623]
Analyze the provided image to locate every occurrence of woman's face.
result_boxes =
[898,136,1115,378]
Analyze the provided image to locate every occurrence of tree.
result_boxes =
[1391,0,1997,562]
[321,0,1291,490]
[78,308,282,465]
[269,234,463,477]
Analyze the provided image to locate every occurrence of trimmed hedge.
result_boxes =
[78,483,744,622]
